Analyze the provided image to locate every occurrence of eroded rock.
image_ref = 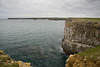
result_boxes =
[62,19,100,54]
[0,50,32,67]
[66,54,100,67]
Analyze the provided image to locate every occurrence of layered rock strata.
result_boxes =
[62,19,100,54]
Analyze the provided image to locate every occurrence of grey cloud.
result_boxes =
[0,0,100,18]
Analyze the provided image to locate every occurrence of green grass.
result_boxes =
[73,18,100,21]
[0,56,10,62]
[0,53,19,67]
[78,46,100,60]
[0,63,19,67]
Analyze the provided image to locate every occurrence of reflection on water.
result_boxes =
[0,19,68,67]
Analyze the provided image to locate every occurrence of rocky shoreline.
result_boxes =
[0,50,32,67]
[66,46,100,67]
[0,18,100,67]
[62,18,100,67]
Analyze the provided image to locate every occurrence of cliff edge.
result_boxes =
[0,50,32,67]
[62,19,100,54]
[62,18,100,67]
[66,46,100,67]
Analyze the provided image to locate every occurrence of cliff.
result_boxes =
[66,46,100,67]
[62,18,100,67]
[62,18,100,54]
[0,50,32,67]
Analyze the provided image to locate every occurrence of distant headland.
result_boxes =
[8,17,67,20]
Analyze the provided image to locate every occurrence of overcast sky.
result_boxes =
[0,0,100,18]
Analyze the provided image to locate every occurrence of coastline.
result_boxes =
[62,18,100,67]
[0,50,32,67]
[8,17,67,20]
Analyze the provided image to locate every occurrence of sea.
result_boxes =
[0,19,68,67]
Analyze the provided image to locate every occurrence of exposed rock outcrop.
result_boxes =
[62,19,100,54]
[66,54,100,67]
[0,50,32,67]
[65,46,100,67]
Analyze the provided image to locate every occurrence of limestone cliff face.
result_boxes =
[62,19,100,54]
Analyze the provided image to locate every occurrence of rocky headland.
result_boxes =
[62,18,100,67]
[0,18,100,67]
[8,17,67,20]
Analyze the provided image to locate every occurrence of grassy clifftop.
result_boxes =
[63,18,100,67]
[0,50,18,67]
[78,46,100,61]
[0,50,32,67]
[62,18,100,54]
[66,46,100,67]
[72,18,100,21]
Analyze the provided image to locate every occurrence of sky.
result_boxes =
[0,0,100,18]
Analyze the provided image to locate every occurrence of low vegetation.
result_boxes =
[66,46,100,67]
[78,46,100,61]
[0,50,32,67]
[0,50,19,67]
[73,18,100,21]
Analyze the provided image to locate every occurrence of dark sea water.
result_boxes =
[0,19,68,67]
